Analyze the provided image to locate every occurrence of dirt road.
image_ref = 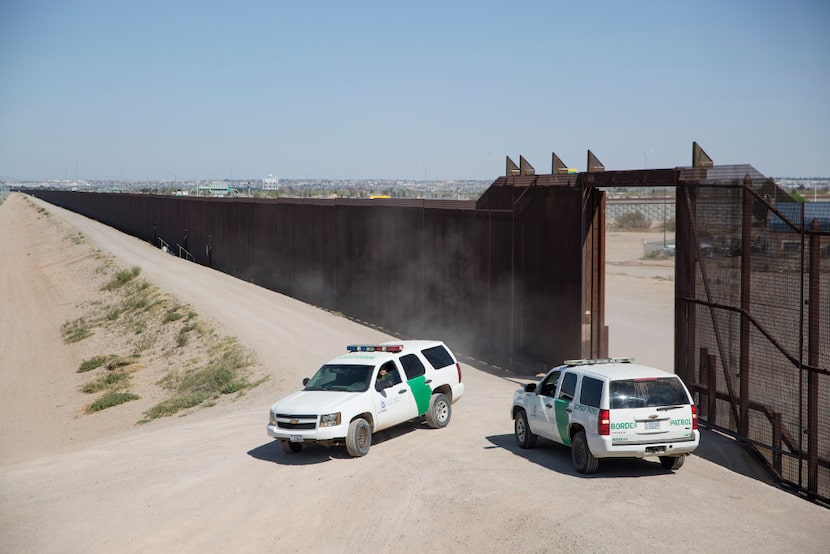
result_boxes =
[1,193,827,553]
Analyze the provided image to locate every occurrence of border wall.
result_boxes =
[27,179,607,372]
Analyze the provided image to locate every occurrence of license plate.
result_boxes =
[645,421,660,430]
[290,434,303,443]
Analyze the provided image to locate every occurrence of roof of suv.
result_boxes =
[331,340,448,366]
[558,360,677,381]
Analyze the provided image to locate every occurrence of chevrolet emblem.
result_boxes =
[290,419,299,424]
[649,414,658,419]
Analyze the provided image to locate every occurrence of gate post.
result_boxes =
[707,351,718,425]
[807,219,820,494]
[739,177,752,436]
[772,411,783,475]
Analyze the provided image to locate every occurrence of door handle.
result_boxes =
[545,403,553,408]
[398,389,407,394]
[566,408,572,413]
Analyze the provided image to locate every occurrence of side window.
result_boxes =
[421,345,454,369]
[375,361,402,391]
[400,354,426,379]
[558,372,577,401]
[540,370,561,397]
[580,377,603,408]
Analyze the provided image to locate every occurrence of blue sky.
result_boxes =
[1,0,828,181]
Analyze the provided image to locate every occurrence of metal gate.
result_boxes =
[674,163,830,503]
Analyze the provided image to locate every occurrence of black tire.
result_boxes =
[425,393,451,429]
[280,440,302,454]
[571,430,599,474]
[514,409,537,449]
[346,418,372,457]
[659,455,685,470]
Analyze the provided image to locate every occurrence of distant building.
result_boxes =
[263,175,279,191]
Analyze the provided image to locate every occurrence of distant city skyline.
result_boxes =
[1,1,828,181]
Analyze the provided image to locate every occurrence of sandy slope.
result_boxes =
[1,193,827,553]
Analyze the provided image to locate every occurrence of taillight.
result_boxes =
[456,362,462,383]
[691,405,698,430]
[598,409,610,436]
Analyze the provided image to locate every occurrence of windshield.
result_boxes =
[304,364,374,392]
[609,377,690,409]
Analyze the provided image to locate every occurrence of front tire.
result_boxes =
[572,430,598,474]
[346,418,372,457]
[514,410,537,449]
[425,393,451,429]
[280,440,302,454]
[659,455,685,470]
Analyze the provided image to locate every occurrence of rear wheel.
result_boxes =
[425,393,451,429]
[571,430,598,474]
[659,455,685,470]
[514,410,537,449]
[346,418,372,457]
[280,440,302,454]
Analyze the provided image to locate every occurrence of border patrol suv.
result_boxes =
[511,358,699,473]
[267,340,464,457]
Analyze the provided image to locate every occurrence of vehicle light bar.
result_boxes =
[563,357,633,366]
[347,344,404,353]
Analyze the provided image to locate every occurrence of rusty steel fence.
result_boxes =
[674,166,830,503]
[26,181,607,373]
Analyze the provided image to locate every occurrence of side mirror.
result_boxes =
[524,383,537,393]
[302,377,310,386]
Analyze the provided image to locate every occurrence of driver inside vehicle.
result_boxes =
[375,363,400,391]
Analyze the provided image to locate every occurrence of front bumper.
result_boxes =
[266,421,348,444]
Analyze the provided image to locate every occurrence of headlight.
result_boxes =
[269,411,277,425]
[319,412,341,427]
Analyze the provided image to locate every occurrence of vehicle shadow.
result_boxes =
[247,421,423,465]
[486,433,679,478]
[693,426,774,484]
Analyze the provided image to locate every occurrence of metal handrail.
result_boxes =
[177,244,195,262]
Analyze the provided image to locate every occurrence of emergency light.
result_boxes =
[347,344,404,353]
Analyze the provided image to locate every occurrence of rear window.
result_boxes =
[579,376,603,408]
[610,377,690,409]
[421,345,454,370]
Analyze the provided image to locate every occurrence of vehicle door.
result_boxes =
[399,353,432,416]
[552,372,578,446]
[526,369,561,442]
[373,361,418,430]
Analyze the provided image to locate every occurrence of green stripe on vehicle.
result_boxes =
[408,376,432,415]
[554,398,571,446]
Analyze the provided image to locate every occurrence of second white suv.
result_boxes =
[511,358,699,473]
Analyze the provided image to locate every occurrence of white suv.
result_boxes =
[267,340,464,457]
[511,358,699,473]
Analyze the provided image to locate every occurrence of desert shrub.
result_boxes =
[62,318,91,343]
[144,340,254,419]
[103,266,140,291]
[82,371,130,393]
[78,355,116,373]
[86,392,139,413]
[614,210,651,230]
[163,306,185,323]
[144,393,209,419]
